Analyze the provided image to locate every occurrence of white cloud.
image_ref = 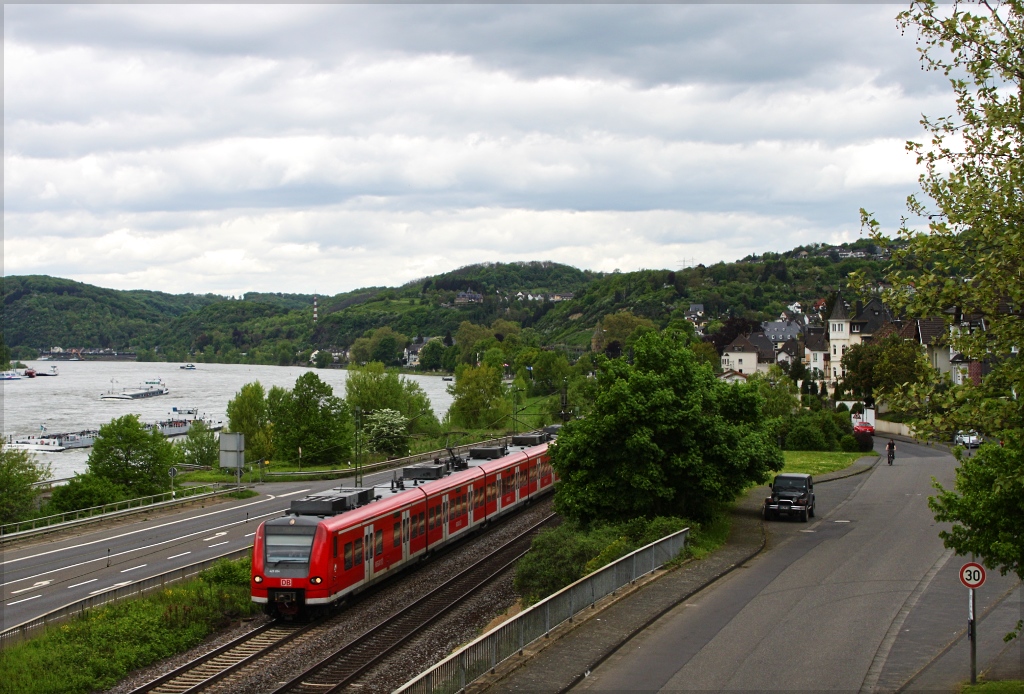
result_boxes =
[2,4,950,294]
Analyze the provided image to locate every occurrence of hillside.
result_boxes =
[1,247,889,362]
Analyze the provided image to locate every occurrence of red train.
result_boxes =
[251,433,558,617]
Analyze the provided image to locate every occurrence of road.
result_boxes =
[1,467,404,630]
[573,439,1020,692]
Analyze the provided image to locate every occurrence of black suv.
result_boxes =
[763,473,815,522]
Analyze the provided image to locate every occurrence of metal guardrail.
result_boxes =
[0,546,253,651]
[0,485,245,542]
[395,526,689,694]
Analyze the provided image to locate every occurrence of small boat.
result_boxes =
[180,363,197,370]
[442,376,454,381]
[24,368,37,378]
[0,370,22,380]
[101,377,170,400]
[36,366,60,377]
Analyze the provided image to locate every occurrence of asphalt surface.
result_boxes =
[0,467,404,630]
[483,439,1020,693]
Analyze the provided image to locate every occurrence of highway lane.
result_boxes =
[0,467,410,630]
[573,440,960,692]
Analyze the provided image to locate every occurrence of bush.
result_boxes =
[48,474,129,514]
[836,402,849,412]
[840,435,860,452]
[785,424,830,451]
[853,429,875,452]
[514,516,689,605]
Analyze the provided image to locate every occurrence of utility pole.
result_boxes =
[354,407,363,487]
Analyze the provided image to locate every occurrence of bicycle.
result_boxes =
[887,450,894,465]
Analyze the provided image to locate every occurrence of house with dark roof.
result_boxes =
[762,320,803,348]
[803,329,829,379]
[721,335,760,375]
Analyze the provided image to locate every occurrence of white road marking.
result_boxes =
[120,564,148,573]
[275,489,311,498]
[1,510,278,588]
[90,582,131,595]
[167,552,191,560]
[208,541,229,548]
[244,532,256,537]
[11,580,51,594]
[202,531,228,541]
[8,594,42,605]
[834,520,851,523]
[68,579,98,589]
[2,494,283,567]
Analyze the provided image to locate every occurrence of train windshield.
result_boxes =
[265,526,316,563]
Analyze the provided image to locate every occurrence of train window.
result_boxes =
[354,538,363,566]
[419,512,426,535]
[411,518,418,539]
[344,542,353,570]
[375,529,384,556]
[393,522,401,547]
[428,506,435,530]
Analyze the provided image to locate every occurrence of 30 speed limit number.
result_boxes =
[960,562,986,589]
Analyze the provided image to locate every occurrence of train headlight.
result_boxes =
[253,575,263,583]
[310,576,323,585]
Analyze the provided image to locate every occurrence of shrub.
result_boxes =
[785,424,830,451]
[836,402,849,412]
[853,429,875,452]
[840,435,860,452]
[48,474,129,514]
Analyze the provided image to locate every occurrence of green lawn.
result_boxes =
[961,681,1024,693]
[781,450,878,477]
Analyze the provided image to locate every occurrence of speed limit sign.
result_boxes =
[960,562,986,589]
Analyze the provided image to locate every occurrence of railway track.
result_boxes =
[130,621,313,694]
[268,513,557,694]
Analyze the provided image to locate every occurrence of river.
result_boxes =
[2,361,455,479]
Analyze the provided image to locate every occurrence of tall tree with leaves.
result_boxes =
[226,381,274,463]
[274,372,353,467]
[856,0,1024,630]
[87,415,179,496]
[552,331,781,524]
[179,420,220,467]
[0,444,51,523]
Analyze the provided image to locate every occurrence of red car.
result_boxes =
[853,422,875,435]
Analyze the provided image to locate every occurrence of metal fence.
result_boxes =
[0,546,253,650]
[0,485,243,541]
[395,526,689,694]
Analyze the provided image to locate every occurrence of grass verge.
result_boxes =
[781,450,877,477]
[0,557,259,694]
[223,489,259,500]
[961,681,1024,693]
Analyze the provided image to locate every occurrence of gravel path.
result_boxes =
[107,498,552,694]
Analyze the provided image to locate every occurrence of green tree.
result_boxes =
[418,338,445,371]
[748,366,799,419]
[552,331,781,524]
[87,415,179,496]
[226,381,273,463]
[345,362,440,436]
[0,445,51,523]
[179,420,220,467]
[313,349,333,368]
[447,364,511,430]
[274,372,353,467]
[364,408,410,457]
[854,2,1024,620]
[0,333,11,369]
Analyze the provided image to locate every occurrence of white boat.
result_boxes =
[1,370,22,380]
[145,407,225,437]
[180,363,197,370]
[101,377,170,400]
[36,366,60,377]
[6,437,66,453]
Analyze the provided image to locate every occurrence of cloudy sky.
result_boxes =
[3,4,953,296]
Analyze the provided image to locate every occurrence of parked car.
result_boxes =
[853,422,875,435]
[763,473,815,522]
[955,430,980,448]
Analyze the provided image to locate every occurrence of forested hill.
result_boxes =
[2,244,889,362]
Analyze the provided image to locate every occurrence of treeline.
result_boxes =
[2,243,887,363]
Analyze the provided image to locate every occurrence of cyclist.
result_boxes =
[886,438,896,465]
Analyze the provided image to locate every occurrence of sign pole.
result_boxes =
[969,587,977,685]
[959,560,986,686]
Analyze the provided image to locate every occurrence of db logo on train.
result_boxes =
[959,562,986,589]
